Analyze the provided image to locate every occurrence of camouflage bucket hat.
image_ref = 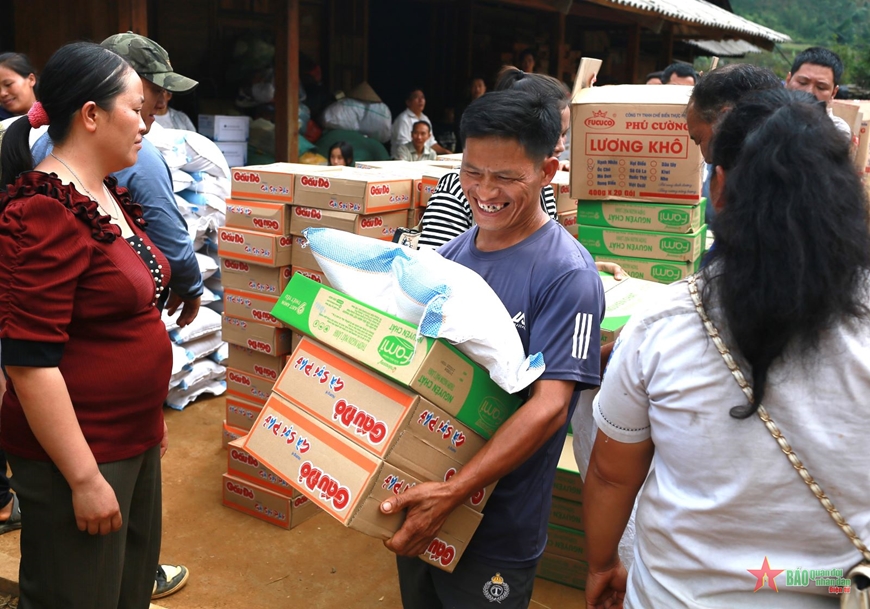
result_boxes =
[101,32,198,93]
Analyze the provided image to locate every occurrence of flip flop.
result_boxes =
[0,494,21,534]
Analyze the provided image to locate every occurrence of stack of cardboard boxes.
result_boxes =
[537,435,587,589]
[236,273,524,571]
[569,85,707,285]
[199,114,251,170]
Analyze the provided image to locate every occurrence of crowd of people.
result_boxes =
[0,29,868,609]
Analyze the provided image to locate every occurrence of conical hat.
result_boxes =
[348,81,382,103]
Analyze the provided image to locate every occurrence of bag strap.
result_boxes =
[687,274,870,563]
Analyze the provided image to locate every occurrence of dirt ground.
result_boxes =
[0,396,584,608]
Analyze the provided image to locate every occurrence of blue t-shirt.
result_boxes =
[438,220,605,568]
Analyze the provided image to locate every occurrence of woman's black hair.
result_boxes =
[1,42,132,189]
[0,52,37,80]
[704,88,870,418]
[494,66,569,110]
[328,141,354,166]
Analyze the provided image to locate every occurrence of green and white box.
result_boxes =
[271,274,521,439]
[600,273,668,344]
[577,198,706,234]
[579,224,707,262]
[594,254,700,284]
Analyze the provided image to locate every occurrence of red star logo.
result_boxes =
[747,556,785,592]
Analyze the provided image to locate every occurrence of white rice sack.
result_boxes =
[303,227,545,394]
[204,275,223,296]
[209,342,229,365]
[189,215,220,250]
[145,124,189,170]
[176,358,226,391]
[321,98,392,143]
[200,285,220,305]
[171,169,195,193]
[171,343,193,375]
[168,307,222,345]
[187,171,231,200]
[180,131,231,179]
[166,377,226,410]
[182,331,224,362]
[174,194,199,222]
[179,189,227,215]
[196,252,219,280]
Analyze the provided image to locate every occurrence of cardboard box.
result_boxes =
[224,288,282,327]
[536,552,588,590]
[226,199,292,235]
[419,166,456,208]
[352,160,424,207]
[289,206,406,241]
[226,367,276,405]
[290,236,320,271]
[222,473,320,530]
[222,315,294,356]
[276,338,487,466]
[243,394,482,571]
[577,199,705,234]
[549,495,584,531]
[545,523,588,562]
[291,331,303,353]
[557,210,578,238]
[220,259,292,297]
[578,224,707,262]
[593,254,699,284]
[226,343,286,382]
[216,141,247,167]
[600,273,669,344]
[226,395,263,431]
[230,163,340,204]
[550,171,577,214]
[294,167,413,214]
[570,85,703,204]
[222,419,247,450]
[553,435,583,503]
[218,227,293,267]
[227,437,299,497]
[407,207,424,228]
[291,266,331,288]
[199,114,250,142]
[272,274,521,439]
[436,153,463,162]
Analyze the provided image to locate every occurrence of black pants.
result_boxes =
[8,445,162,609]
[396,554,538,609]
[0,450,11,510]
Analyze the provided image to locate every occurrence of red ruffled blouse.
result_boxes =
[0,171,172,463]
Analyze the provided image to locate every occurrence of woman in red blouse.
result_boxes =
[0,42,172,607]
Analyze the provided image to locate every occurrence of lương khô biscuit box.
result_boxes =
[222,419,247,450]
[221,472,320,530]
[557,210,578,238]
[289,205,407,241]
[217,227,293,267]
[577,198,706,234]
[221,314,294,357]
[570,85,703,205]
[220,258,292,297]
[230,163,340,204]
[242,394,482,572]
[271,274,521,439]
[225,198,293,235]
[223,288,282,328]
[226,343,286,382]
[290,236,320,272]
[226,395,263,431]
[273,337,493,510]
[578,224,707,263]
[226,367,276,406]
[227,437,299,497]
[294,167,413,215]
[592,254,700,284]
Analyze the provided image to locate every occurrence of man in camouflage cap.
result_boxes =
[102,31,198,94]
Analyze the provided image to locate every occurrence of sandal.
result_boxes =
[0,494,21,534]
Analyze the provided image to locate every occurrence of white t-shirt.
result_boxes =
[827,108,853,140]
[390,107,436,156]
[594,276,870,608]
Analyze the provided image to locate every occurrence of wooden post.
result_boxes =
[275,0,300,162]
[660,22,674,69]
[118,0,148,35]
[626,22,641,84]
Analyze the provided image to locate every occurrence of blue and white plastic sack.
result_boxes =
[301,228,545,394]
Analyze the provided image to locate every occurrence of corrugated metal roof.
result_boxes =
[686,38,764,56]
[596,0,790,43]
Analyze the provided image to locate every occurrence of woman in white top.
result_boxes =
[584,89,870,608]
